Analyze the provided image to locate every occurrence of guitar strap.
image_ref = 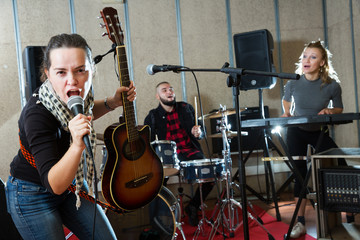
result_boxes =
[18,136,126,214]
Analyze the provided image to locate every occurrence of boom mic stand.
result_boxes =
[225,69,250,239]
[166,63,299,240]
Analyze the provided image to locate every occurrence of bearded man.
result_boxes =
[144,81,213,226]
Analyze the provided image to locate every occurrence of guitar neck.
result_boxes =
[116,46,138,142]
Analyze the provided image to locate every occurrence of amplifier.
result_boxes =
[318,167,360,213]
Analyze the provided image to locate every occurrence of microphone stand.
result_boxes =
[225,68,250,240]
[173,63,299,240]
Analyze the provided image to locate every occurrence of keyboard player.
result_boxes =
[281,40,352,238]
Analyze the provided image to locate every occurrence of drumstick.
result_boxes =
[155,134,161,151]
[194,96,198,125]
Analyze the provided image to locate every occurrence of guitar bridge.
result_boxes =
[125,173,154,188]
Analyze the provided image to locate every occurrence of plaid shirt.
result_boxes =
[165,109,200,159]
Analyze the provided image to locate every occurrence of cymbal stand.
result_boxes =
[209,108,239,238]
[193,108,231,239]
[208,109,275,240]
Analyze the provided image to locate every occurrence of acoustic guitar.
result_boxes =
[100,7,163,211]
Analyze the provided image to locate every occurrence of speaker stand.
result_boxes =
[231,89,281,221]
[258,89,281,221]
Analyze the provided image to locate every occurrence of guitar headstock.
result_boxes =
[100,7,124,46]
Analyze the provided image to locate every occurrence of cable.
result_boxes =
[91,155,98,240]
[188,69,232,239]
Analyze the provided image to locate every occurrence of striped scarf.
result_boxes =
[38,79,96,209]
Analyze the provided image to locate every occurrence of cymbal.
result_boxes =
[199,108,238,120]
[208,131,248,138]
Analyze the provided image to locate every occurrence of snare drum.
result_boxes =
[180,158,225,183]
[151,140,180,176]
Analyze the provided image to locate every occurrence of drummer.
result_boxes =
[144,81,214,227]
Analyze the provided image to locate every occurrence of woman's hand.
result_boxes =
[92,81,137,119]
[110,80,137,109]
[318,107,343,115]
[281,112,292,117]
[68,114,92,150]
[49,113,92,195]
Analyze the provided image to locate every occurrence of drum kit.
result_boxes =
[149,144,226,240]
[146,106,261,239]
[97,106,270,240]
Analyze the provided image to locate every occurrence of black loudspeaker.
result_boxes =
[233,29,276,90]
[23,46,45,100]
[0,178,23,240]
[211,106,270,154]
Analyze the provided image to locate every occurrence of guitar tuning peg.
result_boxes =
[99,23,106,28]
[102,32,108,37]
[97,16,102,19]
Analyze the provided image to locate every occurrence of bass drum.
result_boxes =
[105,186,180,240]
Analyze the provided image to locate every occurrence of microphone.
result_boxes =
[93,43,117,64]
[277,73,300,80]
[67,95,93,158]
[146,64,184,75]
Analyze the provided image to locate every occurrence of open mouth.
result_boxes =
[67,89,81,97]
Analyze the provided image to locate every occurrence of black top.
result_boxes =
[144,101,204,154]
[10,88,70,194]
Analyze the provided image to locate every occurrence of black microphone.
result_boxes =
[278,73,300,80]
[93,43,117,64]
[146,64,184,75]
[67,95,93,158]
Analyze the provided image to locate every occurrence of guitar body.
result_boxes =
[102,123,163,210]
[101,123,119,208]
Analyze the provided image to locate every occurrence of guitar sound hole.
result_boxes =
[122,138,145,160]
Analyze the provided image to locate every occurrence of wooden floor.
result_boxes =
[187,191,360,240]
[168,180,360,239]
[251,193,318,238]
[249,193,360,239]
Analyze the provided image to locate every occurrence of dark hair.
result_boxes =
[40,33,93,82]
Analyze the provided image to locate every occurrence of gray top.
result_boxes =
[283,75,343,130]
